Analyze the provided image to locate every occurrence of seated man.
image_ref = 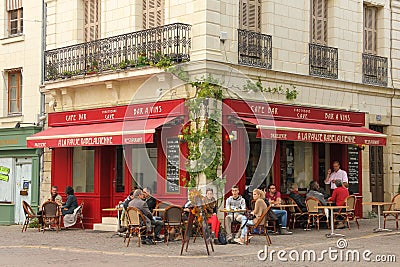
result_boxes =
[306,181,327,205]
[265,184,281,206]
[128,189,163,245]
[224,185,246,243]
[328,180,349,206]
[143,187,157,213]
[288,184,307,212]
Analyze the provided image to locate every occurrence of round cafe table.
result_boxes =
[220,209,246,234]
[362,202,394,232]
[316,205,348,238]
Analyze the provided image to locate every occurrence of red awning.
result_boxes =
[241,117,386,146]
[27,117,175,148]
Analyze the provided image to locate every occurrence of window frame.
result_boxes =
[143,0,164,29]
[7,69,22,115]
[363,5,377,54]
[84,0,100,42]
[8,7,23,36]
[311,0,327,45]
[239,0,261,33]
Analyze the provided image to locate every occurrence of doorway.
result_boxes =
[369,126,384,202]
[14,158,32,224]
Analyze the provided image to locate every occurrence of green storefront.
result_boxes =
[0,126,41,225]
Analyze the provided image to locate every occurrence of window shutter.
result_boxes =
[85,0,100,42]
[364,5,377,54]
[312,0,327,45]
[7,0,22,11]
[143,0,164,29]
[239,0,261,32]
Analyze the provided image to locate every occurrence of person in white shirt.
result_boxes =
[224,185,246,242]
[324,161,348,190]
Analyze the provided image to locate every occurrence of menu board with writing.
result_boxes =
[166,137,180,193]
[347,145,359,193]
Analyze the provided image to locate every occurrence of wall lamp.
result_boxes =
[226,130,237,144]
[178,132,186,143]
[357,144,366,151]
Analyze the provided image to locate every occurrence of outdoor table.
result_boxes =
[102,207,123,237]
[274,204,297,209]
[316,205,348,238]
[220,209,246,234]
[362,202,394,232]
[153,208,166,212]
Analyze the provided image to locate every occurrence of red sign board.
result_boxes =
[48,99,185,127]
[224,99,365,126]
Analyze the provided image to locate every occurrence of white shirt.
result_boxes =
[325,169,348,189]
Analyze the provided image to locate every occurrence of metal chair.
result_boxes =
[383,193,400,229]
[124,207,147,247]
[163,206,184,245]
[42,200,61,233]
[21,200,41,232]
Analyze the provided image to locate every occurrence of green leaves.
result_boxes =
[243,78,298,100]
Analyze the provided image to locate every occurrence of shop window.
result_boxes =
[130,144,157,194]
[72,147,95,193]
[7,0,23,36]
[6,69,22,115]
[245,132,274,188]
[280,141,313,194]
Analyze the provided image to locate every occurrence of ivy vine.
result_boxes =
[243,77,298,100]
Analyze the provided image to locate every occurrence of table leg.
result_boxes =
[326,209,345,238]
[373,205,392,233]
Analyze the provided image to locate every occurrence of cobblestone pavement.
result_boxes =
[0,218,399,267]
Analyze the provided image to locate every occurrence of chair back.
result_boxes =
[392,193,400,211]
[250,199,256,210]
[22,200,36,218]
[286,197,301,213]
[255,205,271,228]
[305,197,321,213]
[42,201,60,218]
[75,201,84,219]
[126,207,143,226]
[155,201,172,218]
[345,195,356,211]
[164,206,183,224]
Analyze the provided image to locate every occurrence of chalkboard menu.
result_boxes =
[166,137,180,193]
[347,145,359,193]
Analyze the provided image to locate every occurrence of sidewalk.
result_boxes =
[0,218,398,267]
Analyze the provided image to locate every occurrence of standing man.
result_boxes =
[143,187,157,213]
[325,161,348,191]
[224,185,246,243]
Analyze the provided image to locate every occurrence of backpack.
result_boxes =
[218,231,227,245]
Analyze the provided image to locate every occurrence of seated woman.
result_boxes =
[203,188,221,245]
[61,186,78,216]
[234,189,267,245]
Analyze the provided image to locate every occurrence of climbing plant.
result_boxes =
[243,77,298,100]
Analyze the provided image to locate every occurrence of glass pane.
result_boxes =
[115,146,125,192]
[10,74,17,87]
[130,145,157,194]
[10,87,17,99]
[10,100,17,113]
[73,147,95,192]
[11,10,17,20]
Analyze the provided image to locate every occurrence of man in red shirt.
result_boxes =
[328,180,349,206]
[265,184,282,206]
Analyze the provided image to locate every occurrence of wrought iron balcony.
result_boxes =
[362,53,388,87]
[309,43,338,79]
[44,23,191,81]
[238,29,272,69]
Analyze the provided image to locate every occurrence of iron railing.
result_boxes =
[362,53,388,86]
[309,43,338,79]
[44,23,191,81]
[238,29,272,69]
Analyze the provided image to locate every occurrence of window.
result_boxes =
[7,0,23,35]
[84,0,100,42]
[364,5,377,54]
[72,147,95,193]
[239,0,261,32]
[143,0,164,29]
[7,69,22,114]
[311,0,327,45]
[130,144,158,194]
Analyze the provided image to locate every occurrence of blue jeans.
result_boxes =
[272,209,288,227]
[240,216,254,238]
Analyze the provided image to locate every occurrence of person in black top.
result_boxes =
[61,186,78,216]
[288,184,307,212]
[143,187,157,213]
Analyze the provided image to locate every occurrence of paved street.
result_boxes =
[0,218,399,267]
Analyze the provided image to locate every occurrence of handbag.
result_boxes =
[217,231,227,245]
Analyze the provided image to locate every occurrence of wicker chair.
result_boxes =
[287,197,308,229]
[21,200,41,232]
[334,195,359,230]
[153,201,173,219]
[245,206,272,246]
[124,207,147,247]
[42,201,61,233]
[383,193,400,229]
[163,206,184,245]
[64,201,85,229]
[305,197,327,231]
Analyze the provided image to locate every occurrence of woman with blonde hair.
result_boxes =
[234,189,267,244]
